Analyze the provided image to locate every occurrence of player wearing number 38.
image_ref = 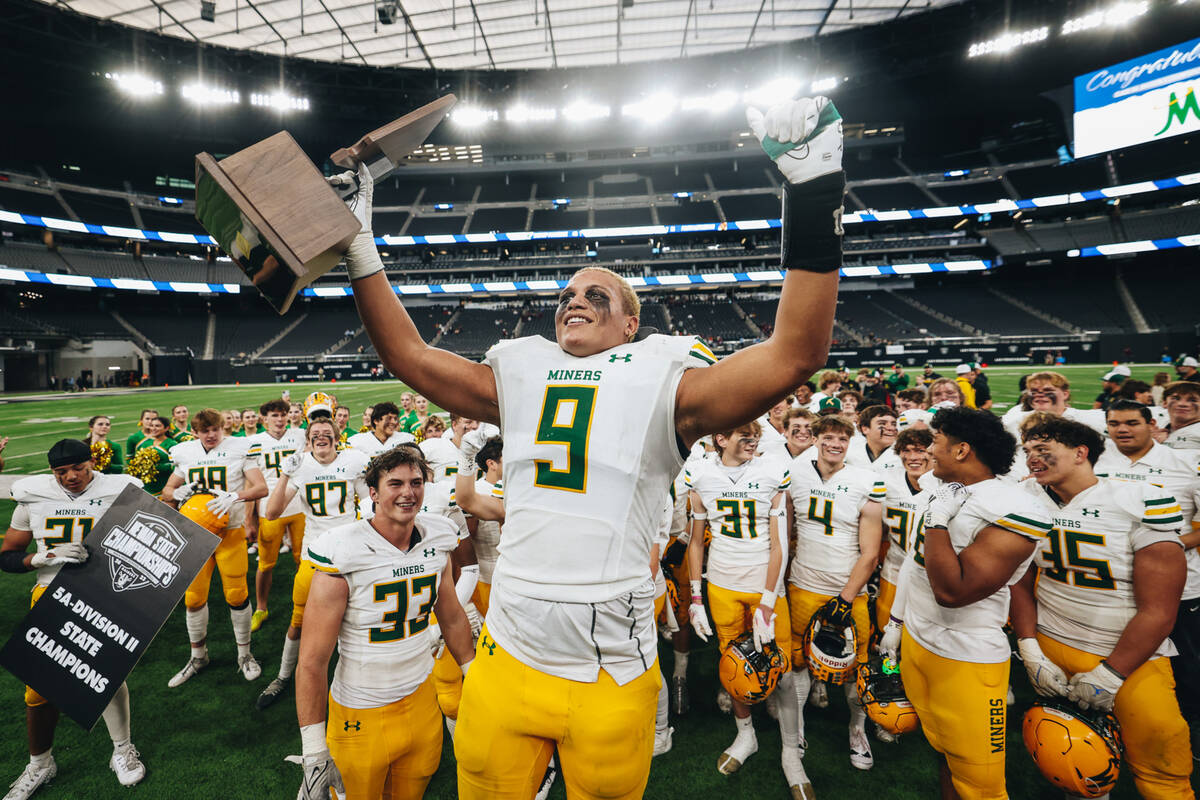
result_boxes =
[332,95,844,799]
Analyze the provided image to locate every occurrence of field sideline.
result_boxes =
[0,364,1166,798]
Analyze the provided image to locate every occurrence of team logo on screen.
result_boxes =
[102,511,186,592]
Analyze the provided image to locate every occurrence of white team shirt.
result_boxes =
[286,450,370,559]
[470,479,504,583]
[308,515,459,708]
[880,470,936,584]
[1023,478,1183,657]
[787,459,886,596]
[419,479,470,543]
[904,478,1052,663]
[11,473,143,586]
[1095,441,1200,599]
[761,440,816,464]
[346,430,415,458]
[756,416,786,456]
[482,332,714,683]
[1166,421,1200,453]
[246,429,306,517]
[420,436,463,485]
[171,437,260,529]
[686,455,791,593]
[846,438,901,474]
[1003,407,1106,439]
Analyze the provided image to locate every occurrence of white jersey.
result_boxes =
[10,473,143,587]
[686,455,790,593]
[481,332,713,683]
[1094,441,1200,599]
[171,437,260,529]
[760,440,815,464]
[1165,421,1200,453]
[346,430,415,458]
[246,429,306,517]
[880,470,935,584]
[308,515,459,708]
[653,495,673,599]
[788,460,885,596]
[419,479,470,543]
[471,479,504,584]
[904,478,1052,663]
[420,436,463,485]
[287,450,370,559]
[1023,478,1183,658]
[1004,406,1106,440]
[756,417,786,457]
[846,438,901,475]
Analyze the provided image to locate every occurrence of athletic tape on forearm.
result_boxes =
[455,565,479,608]
[300,723,327,757]
[458,452,478,480]
[345,231,385,282]
[780,171,846,273]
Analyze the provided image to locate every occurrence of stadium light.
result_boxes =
[967,26,1049,57]
[743,76,802,107]
[451,106,498,126]
[810,76,840,94]
[250,92,310,111]
[562,100,611,122]
[622,93,678,123]
[506,104,557,123]
[1062,1,1148,34]
[182,83,240,106]
[105,72,163,98]
[680,90,739,113]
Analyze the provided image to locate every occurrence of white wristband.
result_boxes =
[455,564,480,608]
[690,580,702,599]
[458,453,478,479]
[691,511,709,520]
[300,722,327,758]
[345,231,385,282]
[758,588,778,609]
[460,658,472,677]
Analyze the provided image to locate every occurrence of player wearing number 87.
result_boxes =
[294,446,473,800]
[340,95,842,800]
[1012,417,1193,798]
[160,409,268,689]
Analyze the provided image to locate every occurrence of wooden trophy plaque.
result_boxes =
[194,94,457,314]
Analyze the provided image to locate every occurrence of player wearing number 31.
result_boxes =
[332,95,842,799]
[1012,416,1193,798]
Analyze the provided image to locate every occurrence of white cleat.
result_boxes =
[167,655,210,688]
[782,748,816,800]
[238,653,263,681]
[533,758,557,800]
[716,688,733,713]
[3,758,56,800]
[653,726,674,757]
[809,681,829,709]
[110,743,145,787]
[875,725,898,743]
[717,728,758,775]
[849,727,874,770]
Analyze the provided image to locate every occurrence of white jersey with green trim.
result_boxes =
[483,332,713,602]
[787,460,885,596]
[1023,478,1183,658]
[471,479,504,583]
[880,470,935,585]
[904,478,1052,663]
[286,449,370,559]
[170,437,260,529]
[420,436,463,484]
[246,429,306,517]
[346,430,415,458]
[1094,441,1200,599]
[419,479,469,543]
[846,439,901,474]
[10,473,143,587]
[1165,421,1200,453]
[307,515,458,708]
[685,455,791,593]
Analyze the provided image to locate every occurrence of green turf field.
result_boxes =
[0,367,1168,798]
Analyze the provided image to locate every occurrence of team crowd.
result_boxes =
[4,97,1200,800]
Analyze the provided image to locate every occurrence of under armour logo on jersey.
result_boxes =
[344,720,361,731]
[423,548,436,558]
[481,635,497,656]
[608,353,633,363]
[746,482,759,489]
[837,485,850,492]
[1145,467,1163,475]
[1081,508,1100,517]
[87,499,104,506]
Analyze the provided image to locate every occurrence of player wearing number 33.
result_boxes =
[293,446,475,800]
[1012,417,1193,798]
[335,95,843,799]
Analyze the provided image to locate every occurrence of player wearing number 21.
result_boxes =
[335,96,842,799]
[1012,416,1193,797]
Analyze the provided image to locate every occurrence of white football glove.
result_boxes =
[206,490,240,517]
[296,754,345,800]
[688,603,713,642]
[1067,662,1124,712]
[326,162,373,233]
[1017,638,1069,698]
[460,428,489,463]
[169,480,201,504]
[878,620,903,661]
[464,602,483,640]
[280,452,305,477]
[746,96,843,185]
[751,604,776,653]
[924,482,971,530]
[30,542,88,569]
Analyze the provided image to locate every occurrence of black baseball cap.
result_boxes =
[48,438,92,469]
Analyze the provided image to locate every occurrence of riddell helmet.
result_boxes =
[856,656,920,735]
[1023,700,1123,798]
[303,391,336,421]
[718,632,787,705]
[803,608,858,685]
[179,493,228,534]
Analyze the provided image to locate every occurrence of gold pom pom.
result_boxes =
[90,440,113,472]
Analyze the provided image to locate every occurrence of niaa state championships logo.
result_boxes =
[101,511,185,592]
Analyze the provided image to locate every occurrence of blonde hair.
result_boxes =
[1028,371,1070,391]
[573,266,641,319]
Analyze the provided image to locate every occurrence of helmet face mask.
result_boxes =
[1022,699,1123,798]
[856,655,919,735]
[804,611,857,685]
[179,492,228,534]
[303,391,337,422]
[718,632,787,705]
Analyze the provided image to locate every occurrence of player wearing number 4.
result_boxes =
[334,95,841,799]
[161,409,268,689]
[294,446,475,800]
[1012,416,1194,798]
[254,418,370,710]
[685,421,811,796]
[0,440,146,799]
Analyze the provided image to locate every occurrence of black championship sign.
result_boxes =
[0,485,220,729]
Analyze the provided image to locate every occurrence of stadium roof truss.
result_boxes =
[41,0,961,70]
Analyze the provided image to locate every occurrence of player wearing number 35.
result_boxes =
[335,95,844,799]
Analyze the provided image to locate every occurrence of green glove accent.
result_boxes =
[760,101,843,161]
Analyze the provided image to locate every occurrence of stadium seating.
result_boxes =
[517,304,556,339]
[0,185,67,218]
[142,255,210,283]
[532,171,591,200]
[436,306,522,355]
[137,208,207,235]
[638,302,671,334]
[854,183,931,212]
[59,190,136,228]
[120,311,208,353]
[334,305,453,355]
[594,207,654,227]
[407,215,468,236]
[707,163,772,191]
[262,309,364,357]
[469,207,529,233]
[656,201,719,225]
[928,180,1007,207]
[1005,160,1109,197]
[529,208,589,231]
[913,284,1064,336]
[594,177,648,198]
[16,309,130,339]
[668,299,753,342]
[212,316,293,359]
[718,193,780,220]
[0,242,74,274]
[476,175,534,203]
[643,165,709,195]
